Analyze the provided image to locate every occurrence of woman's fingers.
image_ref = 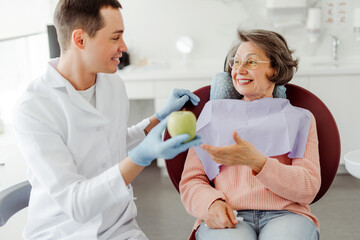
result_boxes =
[200,144,224,158]
[232,130,243,144]
[201,144,233,165]
[217,209,236,228]
[227,206,238,225]
[205,200,237,229]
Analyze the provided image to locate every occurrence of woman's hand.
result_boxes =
[204,199,238,229]
[201,130,267,173]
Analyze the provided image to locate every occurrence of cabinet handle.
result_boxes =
[0,163,5,166]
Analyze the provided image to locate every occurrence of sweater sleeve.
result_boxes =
[255,113,321,205]
[179,148,226,220]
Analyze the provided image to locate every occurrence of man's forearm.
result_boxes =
[118,157,145,186]
[144,114,160,135]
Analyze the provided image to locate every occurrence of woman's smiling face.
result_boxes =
[231,42,276,102]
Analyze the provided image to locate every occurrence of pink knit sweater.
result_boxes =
[179,113,321,230]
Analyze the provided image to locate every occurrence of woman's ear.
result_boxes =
[72,29,86,50]
[272,67,278,78]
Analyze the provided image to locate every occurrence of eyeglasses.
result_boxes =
[228,57,270,70]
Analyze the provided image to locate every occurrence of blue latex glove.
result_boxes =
[155,89,200,121]
[128,118,202,167]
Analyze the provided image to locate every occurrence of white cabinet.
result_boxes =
[306,75,360,165]
[295,62,360,166]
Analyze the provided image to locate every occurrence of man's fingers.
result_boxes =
[174,89,200,106]
[188,93,200,105]
[190,98,199,106]
[163,134,190,147]
[177,95,189,107]
[152,117,168,134]
[179,135,202,149]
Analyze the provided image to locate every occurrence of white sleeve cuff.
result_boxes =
[126,118,150,151]
[106,164,132,202]
[136,118,150,135]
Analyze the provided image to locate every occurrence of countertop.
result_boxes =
[118,60,223,81]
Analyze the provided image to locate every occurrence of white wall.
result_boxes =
[121,0,246,64]
[120,0,360,64]
[0,0,51,41]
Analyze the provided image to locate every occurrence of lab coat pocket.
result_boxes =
[25,212,69,239]
[56,219,84,238]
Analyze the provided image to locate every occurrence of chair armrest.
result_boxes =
[0,181,31,227]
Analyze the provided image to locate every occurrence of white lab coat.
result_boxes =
[13,59,150,239]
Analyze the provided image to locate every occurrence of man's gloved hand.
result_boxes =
[155,89,200,121]
[128,118,202,167]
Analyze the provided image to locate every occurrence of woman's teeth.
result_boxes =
[238,79,251,83]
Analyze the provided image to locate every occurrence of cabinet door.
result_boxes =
[125,81,155,100]
[309,75,360,165]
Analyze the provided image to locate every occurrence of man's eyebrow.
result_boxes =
[112,30,124,34]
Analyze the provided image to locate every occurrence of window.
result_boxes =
[0,34,50,124]
[0,0,53,124]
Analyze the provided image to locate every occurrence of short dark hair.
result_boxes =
[225,29,299,85]
[54,0,122,52]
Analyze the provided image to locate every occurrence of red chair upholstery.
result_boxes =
[164,83,341,239]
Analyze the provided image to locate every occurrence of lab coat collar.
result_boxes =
[44,58,109,120]
[44,58,67,88]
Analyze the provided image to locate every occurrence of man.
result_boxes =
[13,0,201,239]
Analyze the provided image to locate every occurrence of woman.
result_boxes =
[179,29,320,240]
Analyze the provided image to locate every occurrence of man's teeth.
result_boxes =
[112,58,119,61]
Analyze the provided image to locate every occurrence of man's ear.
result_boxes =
[72,29,86,50]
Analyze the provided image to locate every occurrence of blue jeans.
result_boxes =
[195,210,319,240]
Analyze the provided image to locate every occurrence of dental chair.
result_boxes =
[164,82,341,240]
[0,181,31,227]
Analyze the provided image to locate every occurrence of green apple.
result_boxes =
[167,111,197,143]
